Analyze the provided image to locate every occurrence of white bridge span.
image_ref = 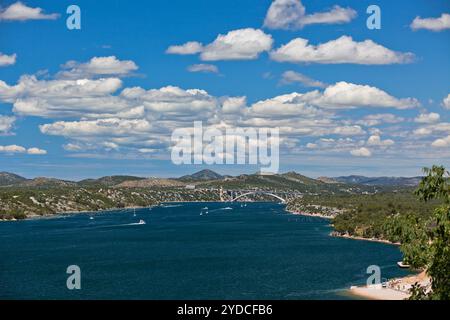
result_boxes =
[230,191,286,203]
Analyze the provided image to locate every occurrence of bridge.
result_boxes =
[231,191,287,203]
[218,187,302,203]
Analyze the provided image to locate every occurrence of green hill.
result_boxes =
[78,175,145,187]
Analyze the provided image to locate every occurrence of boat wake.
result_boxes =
[208,207,233,213]
[96,220,146,228]
[161,204,183,208]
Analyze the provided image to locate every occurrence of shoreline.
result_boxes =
[287,210,334,220]
[330,232,400,246]
[1,200,284,222]
[286,209,419,301]
[0,204,157,222]
[347,271,429,300]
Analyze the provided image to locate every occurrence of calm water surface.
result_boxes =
[0,202,410,299]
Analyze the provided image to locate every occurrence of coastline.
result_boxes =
[0,204,157,222]
[287,208,419,301]
[2,200,283,222]
[288,210,334,220]
[347,271,430,300]
[330,232,400,246]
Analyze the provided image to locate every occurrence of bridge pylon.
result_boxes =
[219,186,224,202]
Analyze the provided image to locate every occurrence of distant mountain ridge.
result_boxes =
[0,173,78,188]
[0,172,27,186]
[179,169,224,181]
[19,177,77,188]
[329,175,422,186]
[0,170,422,189]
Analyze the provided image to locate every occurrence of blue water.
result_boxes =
[0,202,410,299]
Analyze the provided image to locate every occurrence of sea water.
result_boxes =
[0,202,410,299]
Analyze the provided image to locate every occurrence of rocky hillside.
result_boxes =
[78,175,145,187]
[0,186,219,220]
[179,169,224,181]
[116,178,185,188]
[0,172,27,186]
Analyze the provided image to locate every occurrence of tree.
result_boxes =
[384,213,431,268]
[415,165,449,204]
[405,165,450,300]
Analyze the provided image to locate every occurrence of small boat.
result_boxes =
[89,216,94,220]
[137,219,146,225]
[202,207,208,210]
[397,261,410,268]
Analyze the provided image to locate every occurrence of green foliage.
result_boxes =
[384,213,431,268]
[325,165,449,300]
[328,191,436,239]
[426,204,450,300]
[408,283,428,300]
[409,166,450,300]
[415,166,449,204]
[403,166,450,300]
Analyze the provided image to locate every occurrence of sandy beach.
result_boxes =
[349,285,410,300]
[349,271,430,300]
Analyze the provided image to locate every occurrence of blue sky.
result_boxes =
[0,0,449,179]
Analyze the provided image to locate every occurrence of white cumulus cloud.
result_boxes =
[0,52,16,66]
[357,113,404,126]
[442,94,450,110]
[166,41,203,55]
[280,71,326,88]
[431,136,450,148]
[0,1,59,21]
[263,0,356,30]
[0,144,47,154]
[0,76,126,118]
[201,28,273,61]
[56,56,138,79]
[167,29,273,61]
[367,135,394,146]
[187,64,219,74]
[27,147,47,155]
[411,13,450,32]
[350,147,372,157]
[0,144,26,153]
[222,97,247,114]
[270,36,414,65]
[414,112,440,124]
[0,115,15,134]
[312,82,419,109]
